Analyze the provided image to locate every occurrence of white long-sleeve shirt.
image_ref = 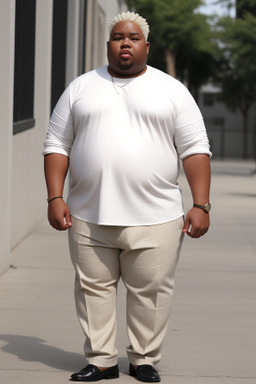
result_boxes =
[43,65,211,225]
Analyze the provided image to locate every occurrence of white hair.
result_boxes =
[109,11,150,41]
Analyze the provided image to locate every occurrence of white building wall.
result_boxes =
[0,0,15,273]
[97,0,127,66]
[0,0,127,275]
[66,0,127,84]
[66,0,81,84]
[11,0,53,250]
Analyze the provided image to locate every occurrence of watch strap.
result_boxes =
[193,203,211,213]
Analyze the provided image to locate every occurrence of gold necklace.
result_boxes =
[111,76,135,95]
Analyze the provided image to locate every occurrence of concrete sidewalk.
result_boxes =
[1,160,256,384]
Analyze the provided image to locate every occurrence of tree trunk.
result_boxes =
[165,48,176,78]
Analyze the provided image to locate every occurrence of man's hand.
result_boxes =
[44,153,71,230]
[182,207,210,238]
[182,154,211,238]
[48,198,72,231]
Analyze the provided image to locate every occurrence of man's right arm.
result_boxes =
[44,153,72,231]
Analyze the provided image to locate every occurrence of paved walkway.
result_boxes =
[0,160,256,383]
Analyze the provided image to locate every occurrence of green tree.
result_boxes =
[127,0,217,99]
[236,0,256,17]
[215,11,256,158]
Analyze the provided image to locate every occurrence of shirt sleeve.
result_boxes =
[174,88,212,160]
[42,85,74,157]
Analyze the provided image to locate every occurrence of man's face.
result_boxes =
[107,20,150,78]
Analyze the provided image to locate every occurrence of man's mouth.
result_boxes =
[120,50,132,59]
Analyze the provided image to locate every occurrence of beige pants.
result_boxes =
[68,216,184,367]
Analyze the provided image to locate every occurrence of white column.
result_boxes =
[0,0,15,274]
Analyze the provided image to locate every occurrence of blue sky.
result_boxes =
[199,0,236,16]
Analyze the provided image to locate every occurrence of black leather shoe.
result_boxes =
[129,364,161,382]
[70,364,119,381]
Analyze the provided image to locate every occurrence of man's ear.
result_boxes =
[146,42,150,54]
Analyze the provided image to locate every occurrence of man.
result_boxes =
[43,11,211,383]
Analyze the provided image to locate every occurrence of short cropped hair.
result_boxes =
[109,11,150,41]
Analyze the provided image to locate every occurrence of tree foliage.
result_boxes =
[236,0,256,17]
[214,10,256,157]
[127,0,217,99]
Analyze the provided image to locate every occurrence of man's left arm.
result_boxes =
[182,154,211,238]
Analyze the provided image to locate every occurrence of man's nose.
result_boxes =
[121,38,131,47]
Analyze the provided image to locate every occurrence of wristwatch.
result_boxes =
[193,202,211,213]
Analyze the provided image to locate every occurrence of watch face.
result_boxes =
[205,203,211,213]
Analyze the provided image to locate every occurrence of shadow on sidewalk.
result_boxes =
[0,334,84,371]
[0,334,129,374]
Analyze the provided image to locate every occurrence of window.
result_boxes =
[13,0,36,134]
[51,0,68,113]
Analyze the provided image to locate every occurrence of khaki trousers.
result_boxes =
[68,216,184,367]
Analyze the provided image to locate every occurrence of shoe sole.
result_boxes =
[129,367,161,382]
[70,373,119,381]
